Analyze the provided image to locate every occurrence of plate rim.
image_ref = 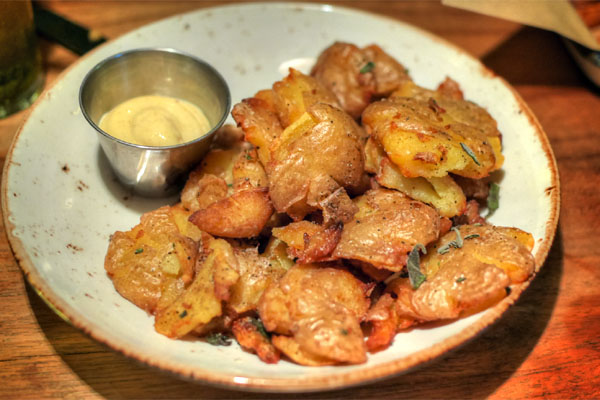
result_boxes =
[1,1,560,392]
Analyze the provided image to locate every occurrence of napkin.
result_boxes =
[442,0,600,51]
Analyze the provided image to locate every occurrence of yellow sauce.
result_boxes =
[99,95,211,146]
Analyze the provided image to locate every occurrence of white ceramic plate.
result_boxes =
[2,2,559,392]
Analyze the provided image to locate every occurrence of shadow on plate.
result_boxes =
[96,147,179,214]
[26,227,563,399]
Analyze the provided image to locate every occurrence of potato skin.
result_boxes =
[272,68,340,127]
[104,206,198,314]
[382,224,535,327]
[310,42,410,119]
[267,103,365,221]
[154,238,239,338]
[272,220,342,264]
[333,188,442,271]
[188,188,274,238]
[363,78,504,180]
[258,264,371,364]
[232,316,280,364]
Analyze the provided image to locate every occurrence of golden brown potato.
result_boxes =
[363,44,411,96]
[332,188,442,271]
[366,136,467,218]
[227,244,289,314]
[272,220,342,263]
[105,206,198,314]
[180,173,229,213]
[231,91,283,166]
[232,148,269,190]
[272,68,340,127]
[232,316,280,364]
[311,42,376,119]
[271,335,336,366]
[377,157,467,218]
[180,148,240,212]
[363,96,500,180]
[258,263,371,365]
[364,293,398,352]
[267,103,365,221]
[154,238,239,338]
[310,42,410,119]
[382,224,535,327]
[188,188,274,238]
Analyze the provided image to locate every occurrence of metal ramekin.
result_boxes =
[79,48,230,197]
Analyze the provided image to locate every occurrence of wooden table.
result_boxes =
[1,1,599,398]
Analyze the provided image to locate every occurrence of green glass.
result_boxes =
[0,1,44,118]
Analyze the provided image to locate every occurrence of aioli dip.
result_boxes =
[99,95,211,146]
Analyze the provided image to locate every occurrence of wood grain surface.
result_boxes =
[1,1,599,399]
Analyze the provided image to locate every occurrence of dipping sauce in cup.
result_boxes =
[80,48,230,197]
[98,94,212,147]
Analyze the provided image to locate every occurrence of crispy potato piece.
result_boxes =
[381,224,535,326]
[425,225,535,283]
[170,203,204,242]
[188,188,274,238]
[105,206,198,314]
[180,148,241,212]
[262,236,295,271]
[258,264,370,364]
[363,96,499,179]
[272,68,340,127]
[268,103,365,221]
[363,44,411,97]
[310,42,410,119]
[436,77,464,100]
[232,149,269,190]
[180,173,229,214]
[272,220,342,263]
[154,238,239,338]
[453,199,487,226]
[227,244,289,314]
[365,137,466,218]
[310,42,376,119]
[231,91,283,166]
[378,158,467,218]
[333,188,442,271]
[232,316,280,364]
[272,335,336,366]
[365,293,398,352]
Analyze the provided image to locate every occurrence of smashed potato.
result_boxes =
[105,41,536,367]
[333,188,442,271]
[363,79,504,181]
[105,206,198,314]
[267,102,365,221]
[258,264,371,365]
[311,42,410,118]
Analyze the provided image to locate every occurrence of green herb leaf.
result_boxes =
[249,317,269,339]
[456,276,466,283]
[227,183,233,188]
[134,248,143,254]
[340,328,349,336]
[438,228,479,255]
[460,142,480,166]
[360,61,375,74]
[205,332,232,346]
[486,182,500,217]
[179,310,188,318]
[245,153,252,160]
[407,243,427,289]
